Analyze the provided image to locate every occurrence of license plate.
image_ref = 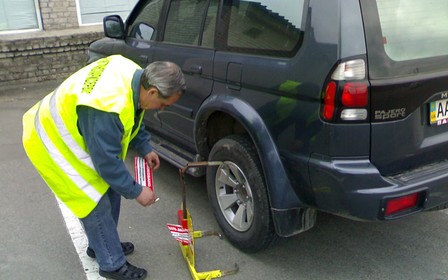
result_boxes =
[430,98,448,126]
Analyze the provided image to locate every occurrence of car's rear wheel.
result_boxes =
[206,134,276,252]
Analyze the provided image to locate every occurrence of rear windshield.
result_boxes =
[361,0,448,78]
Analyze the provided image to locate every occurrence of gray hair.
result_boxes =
[141,61,186,98]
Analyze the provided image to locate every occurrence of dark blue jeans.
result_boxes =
[80,188,125,271]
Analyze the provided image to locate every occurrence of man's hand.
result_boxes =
[144,151,160,170]
[136,186,159,207]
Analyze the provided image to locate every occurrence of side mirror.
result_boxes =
[103,15,125,39]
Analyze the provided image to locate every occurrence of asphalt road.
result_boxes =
[1,80,448,280]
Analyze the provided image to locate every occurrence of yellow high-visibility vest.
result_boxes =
[22,55,144,218]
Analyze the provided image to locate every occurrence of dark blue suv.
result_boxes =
[87,0,448,252]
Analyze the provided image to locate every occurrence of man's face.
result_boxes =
[140,86,181,110]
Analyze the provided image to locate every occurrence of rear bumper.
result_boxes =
[308,154,448,221]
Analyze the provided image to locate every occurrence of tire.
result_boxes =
[206,134,276,253]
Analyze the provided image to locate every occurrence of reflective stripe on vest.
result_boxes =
[49,89,95,171]
[35,89,102,202]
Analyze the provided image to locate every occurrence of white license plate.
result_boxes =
[430,98,448,126]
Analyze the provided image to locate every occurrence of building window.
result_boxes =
[0,0,39,32]
[78,0,138,24]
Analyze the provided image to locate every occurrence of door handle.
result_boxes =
[139,55,148,63]
[187,64,202,75]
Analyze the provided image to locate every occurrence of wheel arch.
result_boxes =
[195,94,305,210]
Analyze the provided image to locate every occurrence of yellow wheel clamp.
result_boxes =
[166,161,239,280]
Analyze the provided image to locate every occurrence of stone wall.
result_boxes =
[0,26,104,87]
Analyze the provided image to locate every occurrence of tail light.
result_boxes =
[383,191,425,218]
[321,59,369,122]
[323,81,337,120]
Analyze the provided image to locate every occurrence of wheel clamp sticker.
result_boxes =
[134,156,154,191]
[166,223,192,244]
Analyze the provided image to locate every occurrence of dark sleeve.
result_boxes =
[129,120,153,157]
[77,105,143,199]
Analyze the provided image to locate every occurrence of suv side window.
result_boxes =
[127,0,165,40]
[164,0,215,46]
[201,0,218,48]
[222,0,305,56]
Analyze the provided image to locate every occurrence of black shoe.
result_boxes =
[99,261,147,280]
[86,242,134,258]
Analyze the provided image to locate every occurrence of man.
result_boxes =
[22,55,186,280]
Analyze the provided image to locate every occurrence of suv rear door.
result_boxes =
[212,0,307,139]
[360,0,448,176]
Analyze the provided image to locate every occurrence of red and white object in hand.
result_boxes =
[134,156,154,191]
